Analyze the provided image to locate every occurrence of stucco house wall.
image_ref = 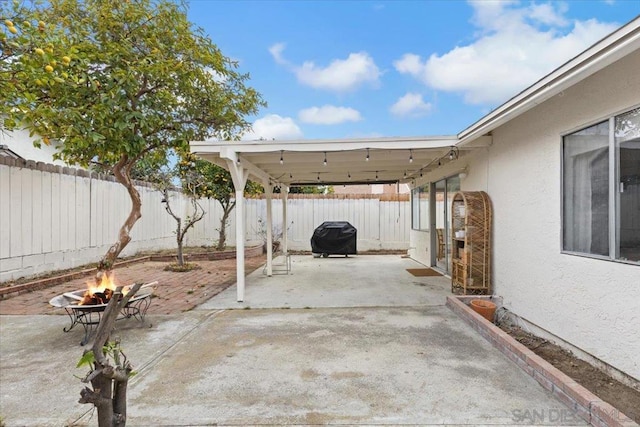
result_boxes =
[486,50,640,381]
[0,128,67,166]
[412,50,640,380]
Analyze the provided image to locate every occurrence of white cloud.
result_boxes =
[269,43,288,65]
[390,93,432,117]
[297,52,381,92]
[242,114,303,140]
[270,45,381,92]
[394,1,618,105]
[298,105,362,125]
[393,53,423,76]
[528,3,569,27]
[206,67,227,83]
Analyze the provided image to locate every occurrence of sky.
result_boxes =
[187,0,640,141]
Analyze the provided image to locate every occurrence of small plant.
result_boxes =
[164,262,201,272]
[256,218,292,253]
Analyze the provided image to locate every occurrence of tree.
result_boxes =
[1,0,265,279]
[288,185,333,194]
[157,167,206,268]
[177,152,262,250]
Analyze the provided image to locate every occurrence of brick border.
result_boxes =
[0,244,264,300]
[446,296,638,427]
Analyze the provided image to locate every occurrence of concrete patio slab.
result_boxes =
[0,255,585,426]
[198,254,453,309]
[0,311,213,426]
[126,306,581,426]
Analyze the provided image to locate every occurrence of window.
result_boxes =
[563,107,640,263]
[411,184,429,230]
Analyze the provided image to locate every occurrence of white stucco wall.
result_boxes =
[487,51,640,381]
[411,50,640,380]
[0,128,67,166]
[409,229,430,266]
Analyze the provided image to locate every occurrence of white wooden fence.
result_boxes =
[0,158,409,281]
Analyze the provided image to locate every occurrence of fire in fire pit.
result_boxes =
[79,273,130,306]
[49,277,156,345]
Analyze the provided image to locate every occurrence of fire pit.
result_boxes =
[49,274,156,345]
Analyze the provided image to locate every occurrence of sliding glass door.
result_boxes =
[434,175,460,273]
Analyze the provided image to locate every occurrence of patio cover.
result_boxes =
[190,135,490,302]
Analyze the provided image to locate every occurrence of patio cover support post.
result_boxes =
[282,186,289,254]
[264,180,273,276]
[225,156,249,302]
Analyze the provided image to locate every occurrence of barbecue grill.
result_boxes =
[310,221,357,257]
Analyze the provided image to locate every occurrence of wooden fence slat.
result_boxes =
[41,170,52,253]
[0,166,12,259]
[31,168,43,254]
[20,168,33,255]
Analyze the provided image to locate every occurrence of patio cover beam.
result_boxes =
[264,180,273,276]
[223,150,249,302]
[282,186,288,255]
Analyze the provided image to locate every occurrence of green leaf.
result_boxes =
[77,350,95,368]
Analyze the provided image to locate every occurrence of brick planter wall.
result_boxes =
[446,296,638,427]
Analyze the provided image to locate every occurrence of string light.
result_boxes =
[375,171,379,181]
[348,172,351,180]
[289,172,293,179]
[323,152,327,166]
[403,170,407,179]
[409,149,413,163]
[448,146,459,161]
[366,148,370,162]
[420,170,423,177]
[317,173,320,182]
[279,150,284,165]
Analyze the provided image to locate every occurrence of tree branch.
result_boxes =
[90,283,143,362]
[79,387,111,406]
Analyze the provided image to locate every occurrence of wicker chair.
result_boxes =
[436,228,445,260]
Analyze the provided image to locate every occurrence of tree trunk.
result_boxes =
[112,378,127,426]
[216,200,234,251]
[176,218,184,266]
[96,156,142,282]
[78,283,142,427]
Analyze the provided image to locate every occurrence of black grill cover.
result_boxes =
[311,221,357,255]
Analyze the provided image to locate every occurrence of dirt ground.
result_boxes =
[498,323,640,424]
